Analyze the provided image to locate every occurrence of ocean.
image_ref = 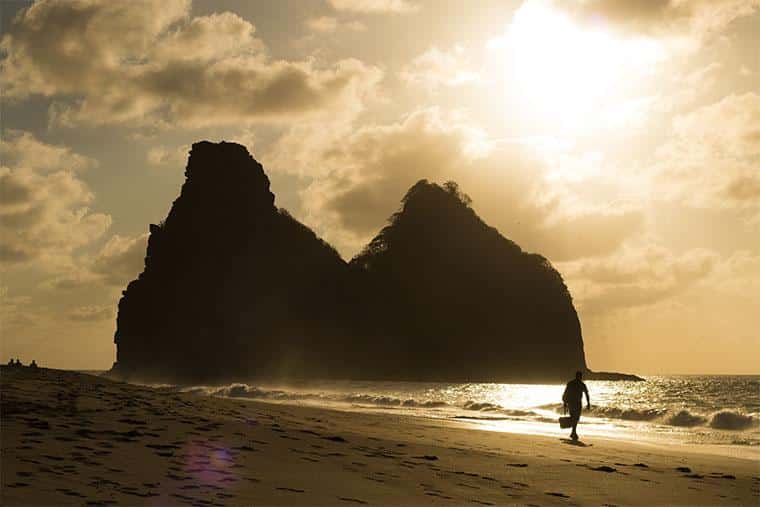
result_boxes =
[177,375,759,453]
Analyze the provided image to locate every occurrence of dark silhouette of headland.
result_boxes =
[110,141,641,383]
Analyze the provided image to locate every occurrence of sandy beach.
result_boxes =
[1,367,757,506]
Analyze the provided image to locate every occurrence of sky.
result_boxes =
[0,0,758,374]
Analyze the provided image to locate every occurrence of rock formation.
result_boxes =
[346,180,587,381]
[110,141,640,383]
[112,141,350,382]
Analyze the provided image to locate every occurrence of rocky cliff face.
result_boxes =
[112,141,349,382]
[111,141,609,383]
[347,180,586,381]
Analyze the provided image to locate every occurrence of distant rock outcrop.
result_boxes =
[110,141,641,383]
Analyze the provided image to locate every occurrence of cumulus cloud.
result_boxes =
[401,46,481,90]
[1,0,382,127]
[45,233,148,290]
[0,132,110,266]
[91,234,148,286]
[327,0,419,14]
[0,130,97,173]
[656,92,760,221]
[293,108,642,259]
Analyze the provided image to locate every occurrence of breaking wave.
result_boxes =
[709,411,756,430]
[188,383,452,409]
[538,403,757,431]
[184,383,759,436]
[665,410,707,427]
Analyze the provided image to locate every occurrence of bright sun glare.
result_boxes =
[498,1,665,130]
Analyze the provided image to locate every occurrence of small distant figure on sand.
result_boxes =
[30,360,38,369]
[7,358,13,366]
[562,370,591,440]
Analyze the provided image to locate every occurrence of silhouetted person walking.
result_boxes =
[563,370,591,440]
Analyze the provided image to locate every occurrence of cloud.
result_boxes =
[536,211,643,261]
[723,176,760,202]
[306,16,366,33]
[0,286,38,331]
[1,0,382,127]
[45,233,148,289]
[292,108,642,260]
[68,304,115,322]
[147,145,190,168]
[656,92,760,221]
[0,132,111,266]
[562,243,719,315]
[401,46,481,90]
[327,0,419,14]
[91,234,148,286]
[558,0,760,38]
[0,129,97,173]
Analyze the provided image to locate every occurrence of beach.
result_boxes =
[2,367,757,506]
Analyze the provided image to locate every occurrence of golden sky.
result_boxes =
[1,0,758,374]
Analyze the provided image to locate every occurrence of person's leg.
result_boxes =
[570,403,580,439]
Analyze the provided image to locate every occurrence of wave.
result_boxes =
[709,411,756,430]
[587,406,666,421]
[539,403,757,431]
[190,384,453,409]
[539,403,665,421]
[462,401,540,418]
[185,384,758,432]
[665,410,707,427]
[730,438,760,446]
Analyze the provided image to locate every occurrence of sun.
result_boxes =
[496,1,664,131]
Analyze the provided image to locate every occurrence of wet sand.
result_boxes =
[2,367,757,506]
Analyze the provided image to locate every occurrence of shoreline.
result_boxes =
[214,395,760,462]
[3,367,758,505]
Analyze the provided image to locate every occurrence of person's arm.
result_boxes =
[562,384,569,413]
[584,383,591,409]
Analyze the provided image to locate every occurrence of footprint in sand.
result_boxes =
[339,497,368,504]
[676,466,691,473]
[591,465,617,473]
[425,491,453,499]
[276,487,305,493]
[56,488,85,498]
[507,463,528,467]
[709,472,736,480]
[546,491,570,498]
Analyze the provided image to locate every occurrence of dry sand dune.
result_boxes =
[1,367,757,506]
